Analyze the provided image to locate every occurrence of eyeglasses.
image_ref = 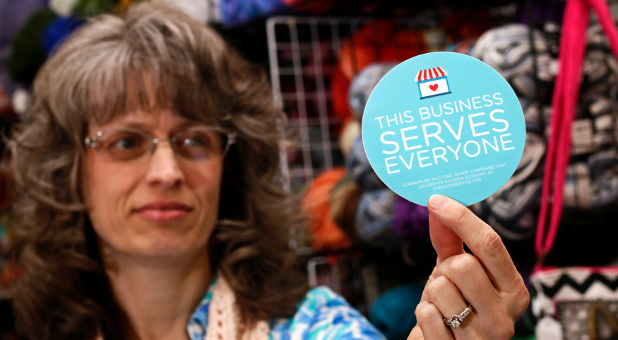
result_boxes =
[84,126,236,162]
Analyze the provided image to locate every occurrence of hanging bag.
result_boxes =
[530,0,618,338]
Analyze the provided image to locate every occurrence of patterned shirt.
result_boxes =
[187,279,386,340]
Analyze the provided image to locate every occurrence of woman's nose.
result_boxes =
[144,141,185,189]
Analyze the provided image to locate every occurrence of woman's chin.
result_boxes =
[102,235,207,267]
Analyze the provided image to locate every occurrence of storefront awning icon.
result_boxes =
[415,67,451,99]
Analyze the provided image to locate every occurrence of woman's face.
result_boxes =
[82,108,223,263]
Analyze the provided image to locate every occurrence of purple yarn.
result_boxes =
[392,196,430,243]
[513,0,565,25]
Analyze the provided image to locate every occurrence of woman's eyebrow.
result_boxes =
[174,120,210,130]
[96,120,152,131]
[96,118,210,133]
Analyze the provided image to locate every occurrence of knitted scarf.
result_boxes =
[95,275,271,340]
[205,276,270,340]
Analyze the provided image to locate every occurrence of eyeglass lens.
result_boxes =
[96,129,226,161]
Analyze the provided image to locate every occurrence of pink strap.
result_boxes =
[536,0,618,262]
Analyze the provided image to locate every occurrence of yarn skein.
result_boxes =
[346,135,385,192]
[302,168,353,251]
[471,24,555,100]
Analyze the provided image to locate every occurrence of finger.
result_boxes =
[433,254,501,317]
[427,194,522,293]
[407,325,424,340]
[415,301,455,340]
[429,210,465,265]
[425,275,470,322]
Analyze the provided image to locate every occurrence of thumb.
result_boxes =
[428,195,465,265]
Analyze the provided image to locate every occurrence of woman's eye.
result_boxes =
[176,130,222,160]
[112,136,140,149]
[96,131,149,161]
[182,133,211,148]
[102,132,147,151]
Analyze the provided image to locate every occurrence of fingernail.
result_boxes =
[429,195,447,210]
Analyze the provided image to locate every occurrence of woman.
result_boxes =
[8,2,528,339]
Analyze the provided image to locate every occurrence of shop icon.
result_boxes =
[415,67,451,99]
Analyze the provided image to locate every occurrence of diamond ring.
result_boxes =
[444,306,472,328]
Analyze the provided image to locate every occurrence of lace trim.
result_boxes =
[205,276,270,340]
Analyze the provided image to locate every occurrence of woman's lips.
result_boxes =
[134,202,193,221]
[137,209,190,221]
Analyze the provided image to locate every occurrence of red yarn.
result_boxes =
[332,20,429,121]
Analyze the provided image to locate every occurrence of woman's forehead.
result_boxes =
[88,108,209,129]
[85,65,220,128]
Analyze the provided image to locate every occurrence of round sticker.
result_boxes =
[362,52,525,207]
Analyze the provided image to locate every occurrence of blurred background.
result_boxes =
[2,0,618,339]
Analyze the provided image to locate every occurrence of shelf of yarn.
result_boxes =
[267,15,449,258]
[266,15,445,190]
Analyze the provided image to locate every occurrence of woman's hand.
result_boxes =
[407,195,529,340]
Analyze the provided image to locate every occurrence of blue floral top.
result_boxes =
[187,279,386,339]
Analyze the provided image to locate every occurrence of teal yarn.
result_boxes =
[369,283,424,340]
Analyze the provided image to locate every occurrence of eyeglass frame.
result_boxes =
[84,125,237,162]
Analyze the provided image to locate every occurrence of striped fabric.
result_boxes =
[415,67,447,81]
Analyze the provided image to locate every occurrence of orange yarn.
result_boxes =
[302,168,352,251]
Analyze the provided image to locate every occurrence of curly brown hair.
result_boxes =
[8,2,307,339]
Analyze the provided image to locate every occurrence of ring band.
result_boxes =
[444,306,472,328]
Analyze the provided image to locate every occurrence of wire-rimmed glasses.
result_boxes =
[84,126,236,162]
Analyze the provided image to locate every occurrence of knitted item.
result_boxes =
[471,24,554,100]
[369,284,424,340]
[346,135,385,191]
[582,24,618,95]
[392,196,429,243]
[355,188,399,248]
[206,276,269,340]
[303,168,353,251]
[536,0,618,262]
[472,98,546,240]
[206,275,270,340]
[348,62,397,120]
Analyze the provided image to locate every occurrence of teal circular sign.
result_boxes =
[362,52,525,207]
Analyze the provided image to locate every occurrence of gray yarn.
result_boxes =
[346,135,386,191]
[581,24,618,96]
[348,62,397,121]
[471,24,555,100]
[355,188,399,248]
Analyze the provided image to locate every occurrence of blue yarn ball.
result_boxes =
[42,16,84,56]
[369,284,424,340]
[220,0,287,27]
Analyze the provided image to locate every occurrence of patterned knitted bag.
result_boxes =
[530,0,618,338]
